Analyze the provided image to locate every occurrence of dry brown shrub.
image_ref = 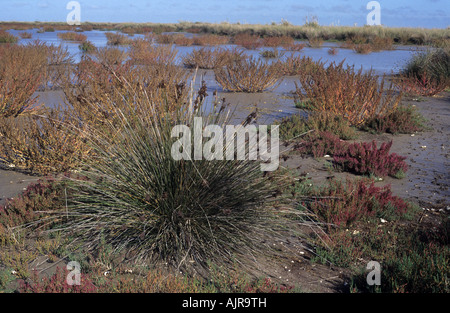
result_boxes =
[0,108,91,174]
[214,56,281,92]
[129,39,178,66]
[182,47,246,69]
[283,43,306,51]
[274,55,325,76]
[156,33,193,46]
[233,33,263,50]
[63,54,191,130]
[0,44,43,117]
[295,61,403,126]
[57,32,87,42]
[263,35,294,47]
[307,37,324,48]
[105,32,133,46]
[92,46,128,66]
[353,43,373,54]
[192,34,230,46]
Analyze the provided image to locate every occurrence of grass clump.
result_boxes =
[34,75,299,276]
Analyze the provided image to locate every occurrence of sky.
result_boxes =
[0,0,449,28]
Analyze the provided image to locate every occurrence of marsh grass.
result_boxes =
[24,72,307,276]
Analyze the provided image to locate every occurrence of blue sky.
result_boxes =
[1,0,448,28]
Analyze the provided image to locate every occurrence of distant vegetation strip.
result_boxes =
[0,21,449,46]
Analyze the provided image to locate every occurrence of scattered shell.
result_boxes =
[421,145,427,149]
[380,218,387,223]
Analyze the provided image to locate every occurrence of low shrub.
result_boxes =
[333,140,408,178]
[294,131,347,158]
[307,37,323,48]
[275,55,325,76]
[259,48,284,58]
[402,47,449,83]
[0,30,18,43]
[395,72,449,97]
[328,47,338,55]
[353,43,372,54]
[0,177,65,229]
[233,33,263,49]
[128,39,177,66]
[262,35,294,47]
[277,111,356,142]
[57,32,87,42]
[214,56,281,92]
[0,109,91,175]
[105,32,133,46]
[193,34,230,46]
[182,47,231,69]
[304,179,411,228]
[19,32,32,39]
[295,61,403,126]
[0,44,42,117]
[79,40,96,53]
[362,105,426,134]
[283,42,306,51]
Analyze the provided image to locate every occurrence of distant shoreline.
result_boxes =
[1,21,448,46]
